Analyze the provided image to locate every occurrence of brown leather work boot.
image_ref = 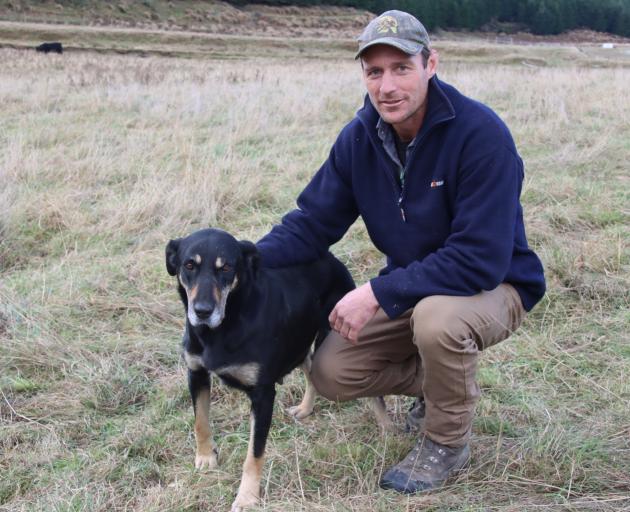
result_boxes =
[379,435,470,494]
[405,397,425,432]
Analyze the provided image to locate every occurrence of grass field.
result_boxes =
[1,30,629,512]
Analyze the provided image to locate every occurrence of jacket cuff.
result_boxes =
[370,275,412,319]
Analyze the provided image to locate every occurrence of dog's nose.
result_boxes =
[193,302,213,319]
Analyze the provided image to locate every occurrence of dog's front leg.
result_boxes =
[188,368,218,470]
[231,385,276,512]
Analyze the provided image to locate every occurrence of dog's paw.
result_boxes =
[230,492,258,512]
[287,404,313,420]
[195,451,218,470]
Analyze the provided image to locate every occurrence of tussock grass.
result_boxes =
[1,44,629,511]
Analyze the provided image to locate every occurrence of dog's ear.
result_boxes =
[165,238,181,276]
[238,240,259,280]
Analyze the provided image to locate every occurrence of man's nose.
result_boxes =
[380,71,397,95]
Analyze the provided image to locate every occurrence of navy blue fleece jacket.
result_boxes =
[257,76,545,318]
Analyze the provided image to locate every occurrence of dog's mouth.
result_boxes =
[187,285,231,329]
[187,307,223,329]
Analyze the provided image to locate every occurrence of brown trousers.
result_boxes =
[310,283,525,447]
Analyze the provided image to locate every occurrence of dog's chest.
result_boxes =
[183,349,260,388]
[214,362,261,387]
[183,350,206,371]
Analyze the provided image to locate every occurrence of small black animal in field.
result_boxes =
[36,42,63,54]
[165,228,392,511]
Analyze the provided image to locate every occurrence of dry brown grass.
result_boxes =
[1,41,629,511]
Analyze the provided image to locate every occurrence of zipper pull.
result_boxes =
[398,197,406,222]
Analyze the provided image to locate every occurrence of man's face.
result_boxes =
[361,45,438,140]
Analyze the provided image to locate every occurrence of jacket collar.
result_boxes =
[357,75,456,146]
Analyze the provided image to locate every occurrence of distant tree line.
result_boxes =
[228,0,630,36]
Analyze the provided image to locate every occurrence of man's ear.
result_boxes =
[165,239,181,276]
[238,240,259,280]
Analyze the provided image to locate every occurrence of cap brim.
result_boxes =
[355,37,423,59]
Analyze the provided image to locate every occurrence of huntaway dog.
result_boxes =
[166,228,392,511]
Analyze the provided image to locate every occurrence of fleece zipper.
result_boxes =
[394,120,449,223]
[396,163,406,222]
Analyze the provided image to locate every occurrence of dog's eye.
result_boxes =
[184,261,195,270]
[221,264,232,273]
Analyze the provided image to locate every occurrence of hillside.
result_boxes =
[0,0,373,38]
[0,0,378,59]
[3,0,630,43]
[2,0,630,64]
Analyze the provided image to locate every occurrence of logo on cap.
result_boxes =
[376,15,398,34]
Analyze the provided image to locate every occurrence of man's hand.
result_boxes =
[329,282,379,344]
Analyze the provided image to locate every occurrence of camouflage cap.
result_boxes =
[356,10,430,59]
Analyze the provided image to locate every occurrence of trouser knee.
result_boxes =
[310,307,431,402]
[310,348,352,401]
[411,296,478,355]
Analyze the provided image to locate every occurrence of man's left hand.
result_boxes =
[329,282,379,344]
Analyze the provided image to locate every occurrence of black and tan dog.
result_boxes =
[166,228,392,511]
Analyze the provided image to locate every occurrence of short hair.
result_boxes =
[420,47,431,68]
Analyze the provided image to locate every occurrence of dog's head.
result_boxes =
[165,228,259,329]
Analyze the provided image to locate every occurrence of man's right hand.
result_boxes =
[329,282,379,344]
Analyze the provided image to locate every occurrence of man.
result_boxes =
[257,10,545,493]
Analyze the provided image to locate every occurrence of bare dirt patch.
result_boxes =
[512,28,630,44]
[436,28,630,46]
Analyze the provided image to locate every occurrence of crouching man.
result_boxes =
[257,10,545,493]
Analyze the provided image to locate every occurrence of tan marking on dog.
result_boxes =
[368,396,396,432]
[215,257,224,269]
[208,284,231,328]
[216,362,260,387]
[190,284,199,301]
[212,285,220,304]
[231,414,263,512]
[288,354,316,420]
[178,277,193,301]
[230,275,239,291]
[194,388,218,470]
[184,350,205,371]
[194,254,202,265]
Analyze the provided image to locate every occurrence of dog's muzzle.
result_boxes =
[188,286,231,328]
